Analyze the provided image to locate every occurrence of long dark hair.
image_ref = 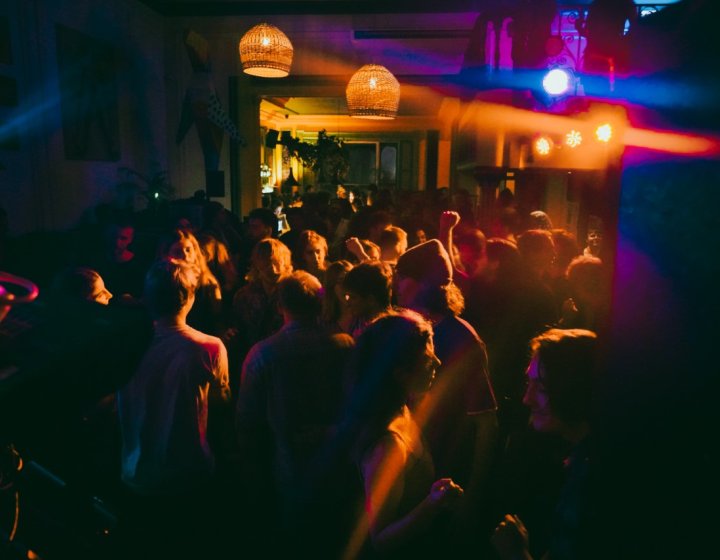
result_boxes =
[340,310,433,462]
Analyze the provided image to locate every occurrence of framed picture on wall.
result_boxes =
[55,24,120,161]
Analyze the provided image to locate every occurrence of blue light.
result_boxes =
[542,68,571,96]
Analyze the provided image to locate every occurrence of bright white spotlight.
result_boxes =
[596,123,613,142]
[535,136,553,156]
[566,130,582,148]
[542,68,571,96]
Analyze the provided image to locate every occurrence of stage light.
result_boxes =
[542,68,571,96]
[534,136,553,156]
[596,123,613,142]
[566,130,582,148]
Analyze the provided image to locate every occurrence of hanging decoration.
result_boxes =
[239,23,293,78]
[346,64,400,119]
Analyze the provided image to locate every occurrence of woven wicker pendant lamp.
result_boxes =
[346,64,400,119]
[239,23,293,78]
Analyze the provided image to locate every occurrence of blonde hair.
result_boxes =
[165,228,220,297]
[246,238,293,284]
[298,230,328,254]
[197,232,238,293]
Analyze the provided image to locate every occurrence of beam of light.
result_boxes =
[623,128,720,156]
[0,94,60,140]
[542,68,571,96]
[566,129,582,148]
[596,123,613,142]
[259,42,720,158]
[458,100,720,157]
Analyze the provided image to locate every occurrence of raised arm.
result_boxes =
[345,237,372,263]
[438,211,462,273]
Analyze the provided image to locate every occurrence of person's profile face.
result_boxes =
[334,277,348,305]
[89,275,112,305]
[169,240,196,265]
[415,338,440,393]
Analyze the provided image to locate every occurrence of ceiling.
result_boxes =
[141,1,596,17]
[147,1,687,128]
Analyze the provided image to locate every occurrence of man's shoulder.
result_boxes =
[437,314,481,341]
[171,326,226,356]
[250,324,349,352]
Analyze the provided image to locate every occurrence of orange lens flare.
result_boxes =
[595,124,613,142]
[565,130,582,148]
[535,136,552,156]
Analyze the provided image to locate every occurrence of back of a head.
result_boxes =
[144,259,199,318]
[347,310,433,438]
[528,210,554,231]
[531,328,598,426]
[379,226,408,252]
[395,239,463,315]
[395,239,453,287]
[455,228,487,259]
[52,267,101,303]
[343,261,392,308]
[251,237,292,266]
[566,255,607,306]
[567,255,604,287]
[277,270,323,320]
[486,237,522,281]
[517,229,555,270]
[355,311,432,381]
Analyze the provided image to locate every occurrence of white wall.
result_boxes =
[0,0,166,234]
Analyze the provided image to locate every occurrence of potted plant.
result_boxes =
[285,130,349,189]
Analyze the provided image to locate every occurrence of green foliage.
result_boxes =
[285,129,349,184]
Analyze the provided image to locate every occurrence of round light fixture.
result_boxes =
[239,23,293,78]
[534,136,553,156]
[346,64,400,119]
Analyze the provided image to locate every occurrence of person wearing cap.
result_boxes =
[394,239,498,540]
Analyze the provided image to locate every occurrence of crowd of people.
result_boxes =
[0,186,611,558]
